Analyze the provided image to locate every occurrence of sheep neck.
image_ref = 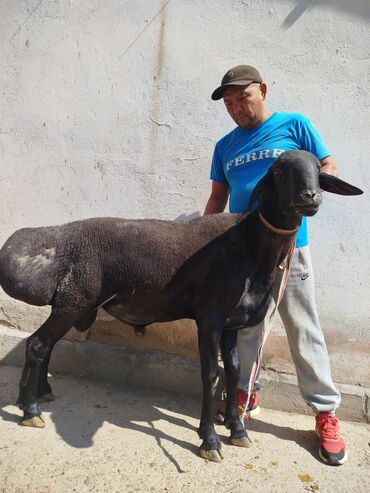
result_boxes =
[258,211,299,235]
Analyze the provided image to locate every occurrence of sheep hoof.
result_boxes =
[20,414,45,428]
[230,435,252,448]
[38,392,56,403]
[199,446,224,462]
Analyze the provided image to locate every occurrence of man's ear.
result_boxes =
[260,82,267,101]
[319,173,363,196]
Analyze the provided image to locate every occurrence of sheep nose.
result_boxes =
[301,189,319,200]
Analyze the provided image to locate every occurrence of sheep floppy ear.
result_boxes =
[319,173,363,196]
[245,167,274,212]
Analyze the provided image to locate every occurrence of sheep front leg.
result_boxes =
[197,319,223,462]
[220,330,251,448]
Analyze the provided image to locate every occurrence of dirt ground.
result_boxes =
[0,365,369,493]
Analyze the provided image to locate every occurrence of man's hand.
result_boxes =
[319,155,338,177]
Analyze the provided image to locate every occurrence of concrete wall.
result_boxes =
[1,1,369,387]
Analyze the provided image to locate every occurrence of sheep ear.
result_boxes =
[245,168,274,212]
[319,173,363,196]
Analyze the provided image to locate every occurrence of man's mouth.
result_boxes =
[236,115,250,123]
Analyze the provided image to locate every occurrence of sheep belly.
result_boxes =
[102,287,192,326]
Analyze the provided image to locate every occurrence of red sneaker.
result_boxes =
[315,412,348,465]
[215,388,261,424]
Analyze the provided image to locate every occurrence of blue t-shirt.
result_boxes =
[210,112,330,247]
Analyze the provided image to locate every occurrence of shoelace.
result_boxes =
[317,414,339,439]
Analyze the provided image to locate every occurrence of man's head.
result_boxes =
[211,65,269,129]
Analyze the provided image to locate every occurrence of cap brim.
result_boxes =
[211,80,256,100]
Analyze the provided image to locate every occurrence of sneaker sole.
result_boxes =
[315,429,348,466]
[248,405,261,418]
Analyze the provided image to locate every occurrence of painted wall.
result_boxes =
[1,1,369,386]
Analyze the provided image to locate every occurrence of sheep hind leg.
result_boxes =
[37,346,56,403]
[220,330,251,448]
[17,304,93,427]
[34,311,97,403]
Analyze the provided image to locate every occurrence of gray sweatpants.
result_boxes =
[237,246,341,413]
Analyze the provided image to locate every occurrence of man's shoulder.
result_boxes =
[274,112,310,125]
[216,126,241,148]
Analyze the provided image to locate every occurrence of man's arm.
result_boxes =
[320,155,338,177]
[204,181,229,215]
[298,115,338,177]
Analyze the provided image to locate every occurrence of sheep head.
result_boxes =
[246,150,363,218]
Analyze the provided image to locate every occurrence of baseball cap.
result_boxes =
[211,65,263,100]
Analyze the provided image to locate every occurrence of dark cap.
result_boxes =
[211,65,263,100]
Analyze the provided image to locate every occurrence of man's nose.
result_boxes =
[232,101,243,115]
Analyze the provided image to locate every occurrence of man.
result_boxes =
[204,64,347,466]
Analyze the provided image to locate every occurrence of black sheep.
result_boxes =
[0,150,362,462]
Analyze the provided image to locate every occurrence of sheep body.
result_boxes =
[0,213,283,328]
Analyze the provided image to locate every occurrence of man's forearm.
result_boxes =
[204,197,227,215]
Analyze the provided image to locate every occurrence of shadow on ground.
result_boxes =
[0,365,319,469]
[248,416,317,456]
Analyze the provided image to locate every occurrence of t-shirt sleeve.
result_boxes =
[210,142,228,183]
[296,115,331,160]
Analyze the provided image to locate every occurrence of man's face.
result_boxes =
[223,83,267,129]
